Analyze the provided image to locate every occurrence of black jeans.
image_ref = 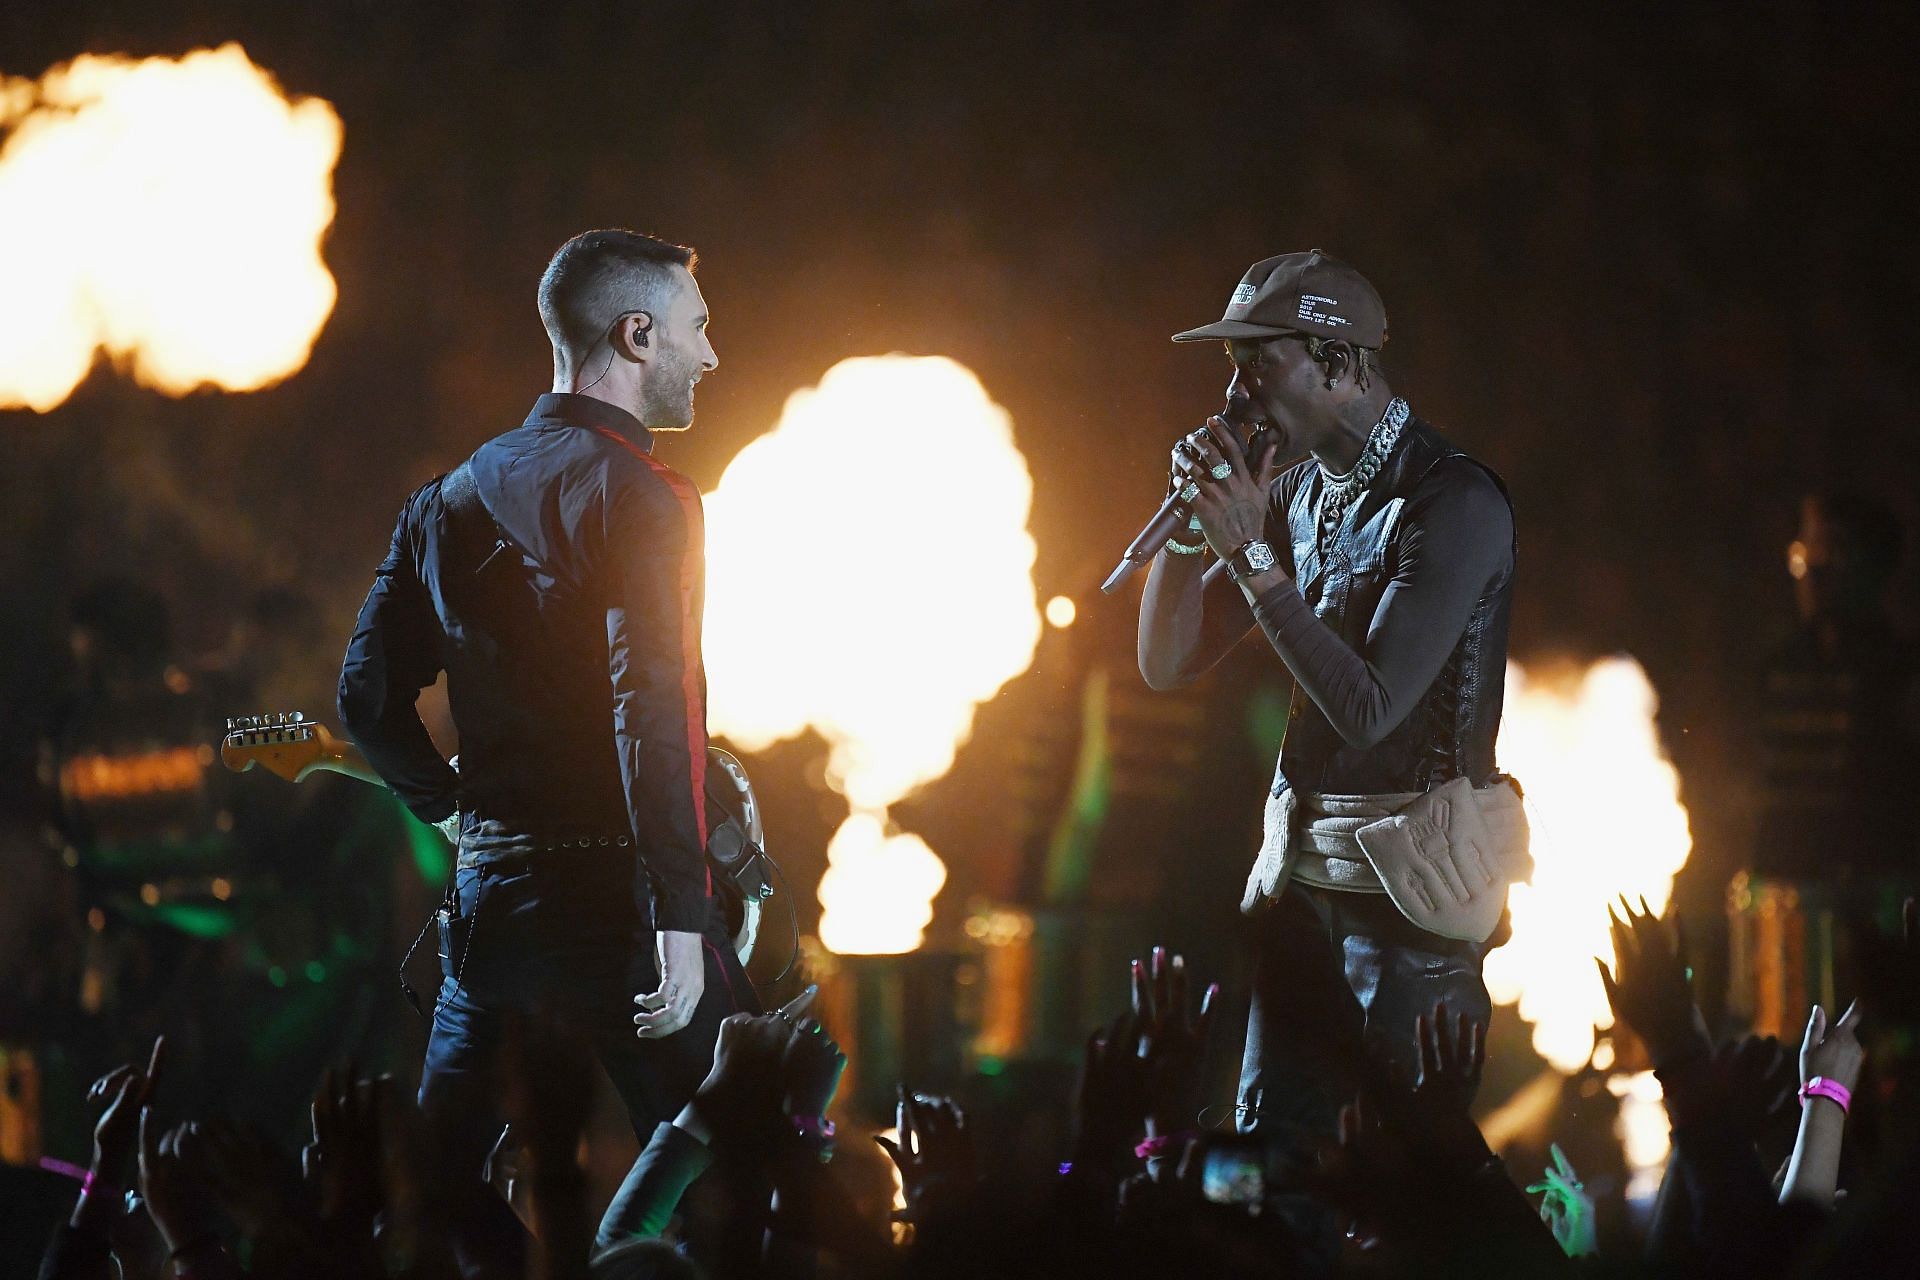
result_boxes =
[1237,884,1490,1143]
[419,850,756,1256]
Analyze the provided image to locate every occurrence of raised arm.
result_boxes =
[338,496,459,823]
[1137,553,1257,690]
[1137,440,1292,690]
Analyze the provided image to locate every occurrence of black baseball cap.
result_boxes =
[1172,250,1388,348]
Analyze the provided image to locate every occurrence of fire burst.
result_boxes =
[1485,657,1693,1072]
[704,355,1040,955]
[0,44,341,412]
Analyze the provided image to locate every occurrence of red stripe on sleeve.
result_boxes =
[591,425,711,893]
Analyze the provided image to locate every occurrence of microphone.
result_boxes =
[1099,477,1200,595]
[1100,387,1266,595]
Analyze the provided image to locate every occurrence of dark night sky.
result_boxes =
[5,1,1918,928]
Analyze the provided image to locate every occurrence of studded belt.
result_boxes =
[455,831,632,871]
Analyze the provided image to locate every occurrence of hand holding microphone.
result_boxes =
[1172,417,1284,561]
[1102,381,1290,593]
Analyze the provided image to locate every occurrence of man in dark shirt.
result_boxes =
[1137,253,1522,1166]
[338,229,750,1238]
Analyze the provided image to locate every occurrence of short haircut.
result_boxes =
[537,229,697,370]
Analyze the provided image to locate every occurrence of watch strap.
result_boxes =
[1227,539,1277,582]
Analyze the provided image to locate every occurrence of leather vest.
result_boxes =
[1275,418,1515,798]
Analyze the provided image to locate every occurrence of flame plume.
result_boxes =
[0,44,340,412]
[1486,657,1694,1071]
[704,356,1040,954]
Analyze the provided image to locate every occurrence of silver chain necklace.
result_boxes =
[1317,397,1409,545]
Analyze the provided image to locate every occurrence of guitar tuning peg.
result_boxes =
[293,711,306,723]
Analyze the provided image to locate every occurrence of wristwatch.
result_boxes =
[1226,539,1278,582]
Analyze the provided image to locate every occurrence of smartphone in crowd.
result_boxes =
[1197,1132,1271,1212]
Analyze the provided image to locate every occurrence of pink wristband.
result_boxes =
[38,1157,89,1183]
[789,1114,835,1138]
[1800,1076,1851,1113]
[1134,1132,1195,1161]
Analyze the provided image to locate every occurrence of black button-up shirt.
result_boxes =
[338,393,713,932]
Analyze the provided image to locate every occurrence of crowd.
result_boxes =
[27,898,1920,1280]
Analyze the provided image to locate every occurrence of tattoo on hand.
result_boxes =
[1222,501,1264,547]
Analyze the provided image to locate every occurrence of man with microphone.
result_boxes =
[1136,251,1526,1150]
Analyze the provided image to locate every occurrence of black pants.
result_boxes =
[420,852,757,1258]
[1237,884,1490,1143]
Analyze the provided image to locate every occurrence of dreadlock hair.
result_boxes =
[1302,334,1381,392]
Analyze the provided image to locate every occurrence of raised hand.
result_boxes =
[1173,421,1283,562]
[304,1066,386,1228]
[1596,896,1709,1069]
[1380,1000,1494,1171]
[1415,1001,1486,1111]
[1526,1143,1598,1259]
[86,1035,164,1185]
[682,995,819,1147]
[780,1006,847,1123]
[1072,948,1219,1162]
[874,1091,976,1223]
[1800,1000,1865,1097]
[1779,997,1865,1210]
[137,1110,221,1257]
[1130,946,1220,1137]
[1312,1092,1412,1247]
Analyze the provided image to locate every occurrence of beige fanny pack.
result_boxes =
[1241,775,1531,942]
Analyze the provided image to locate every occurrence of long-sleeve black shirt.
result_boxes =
[1245,456,1513,750]
[1179,453,1512,750]
[338,393,712,932]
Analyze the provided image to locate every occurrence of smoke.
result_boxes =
[704,355,1041,953]
[0,44,341,412]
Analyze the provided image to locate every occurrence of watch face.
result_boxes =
[1247,541,1277,572]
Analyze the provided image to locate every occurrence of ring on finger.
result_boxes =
[1210,462,1232,480]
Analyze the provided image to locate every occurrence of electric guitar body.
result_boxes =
[220,714,770,962]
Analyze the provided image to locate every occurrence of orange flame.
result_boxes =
[0,44,341,412]
[704,356,1040,954]
[1486,657,1693,1071]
